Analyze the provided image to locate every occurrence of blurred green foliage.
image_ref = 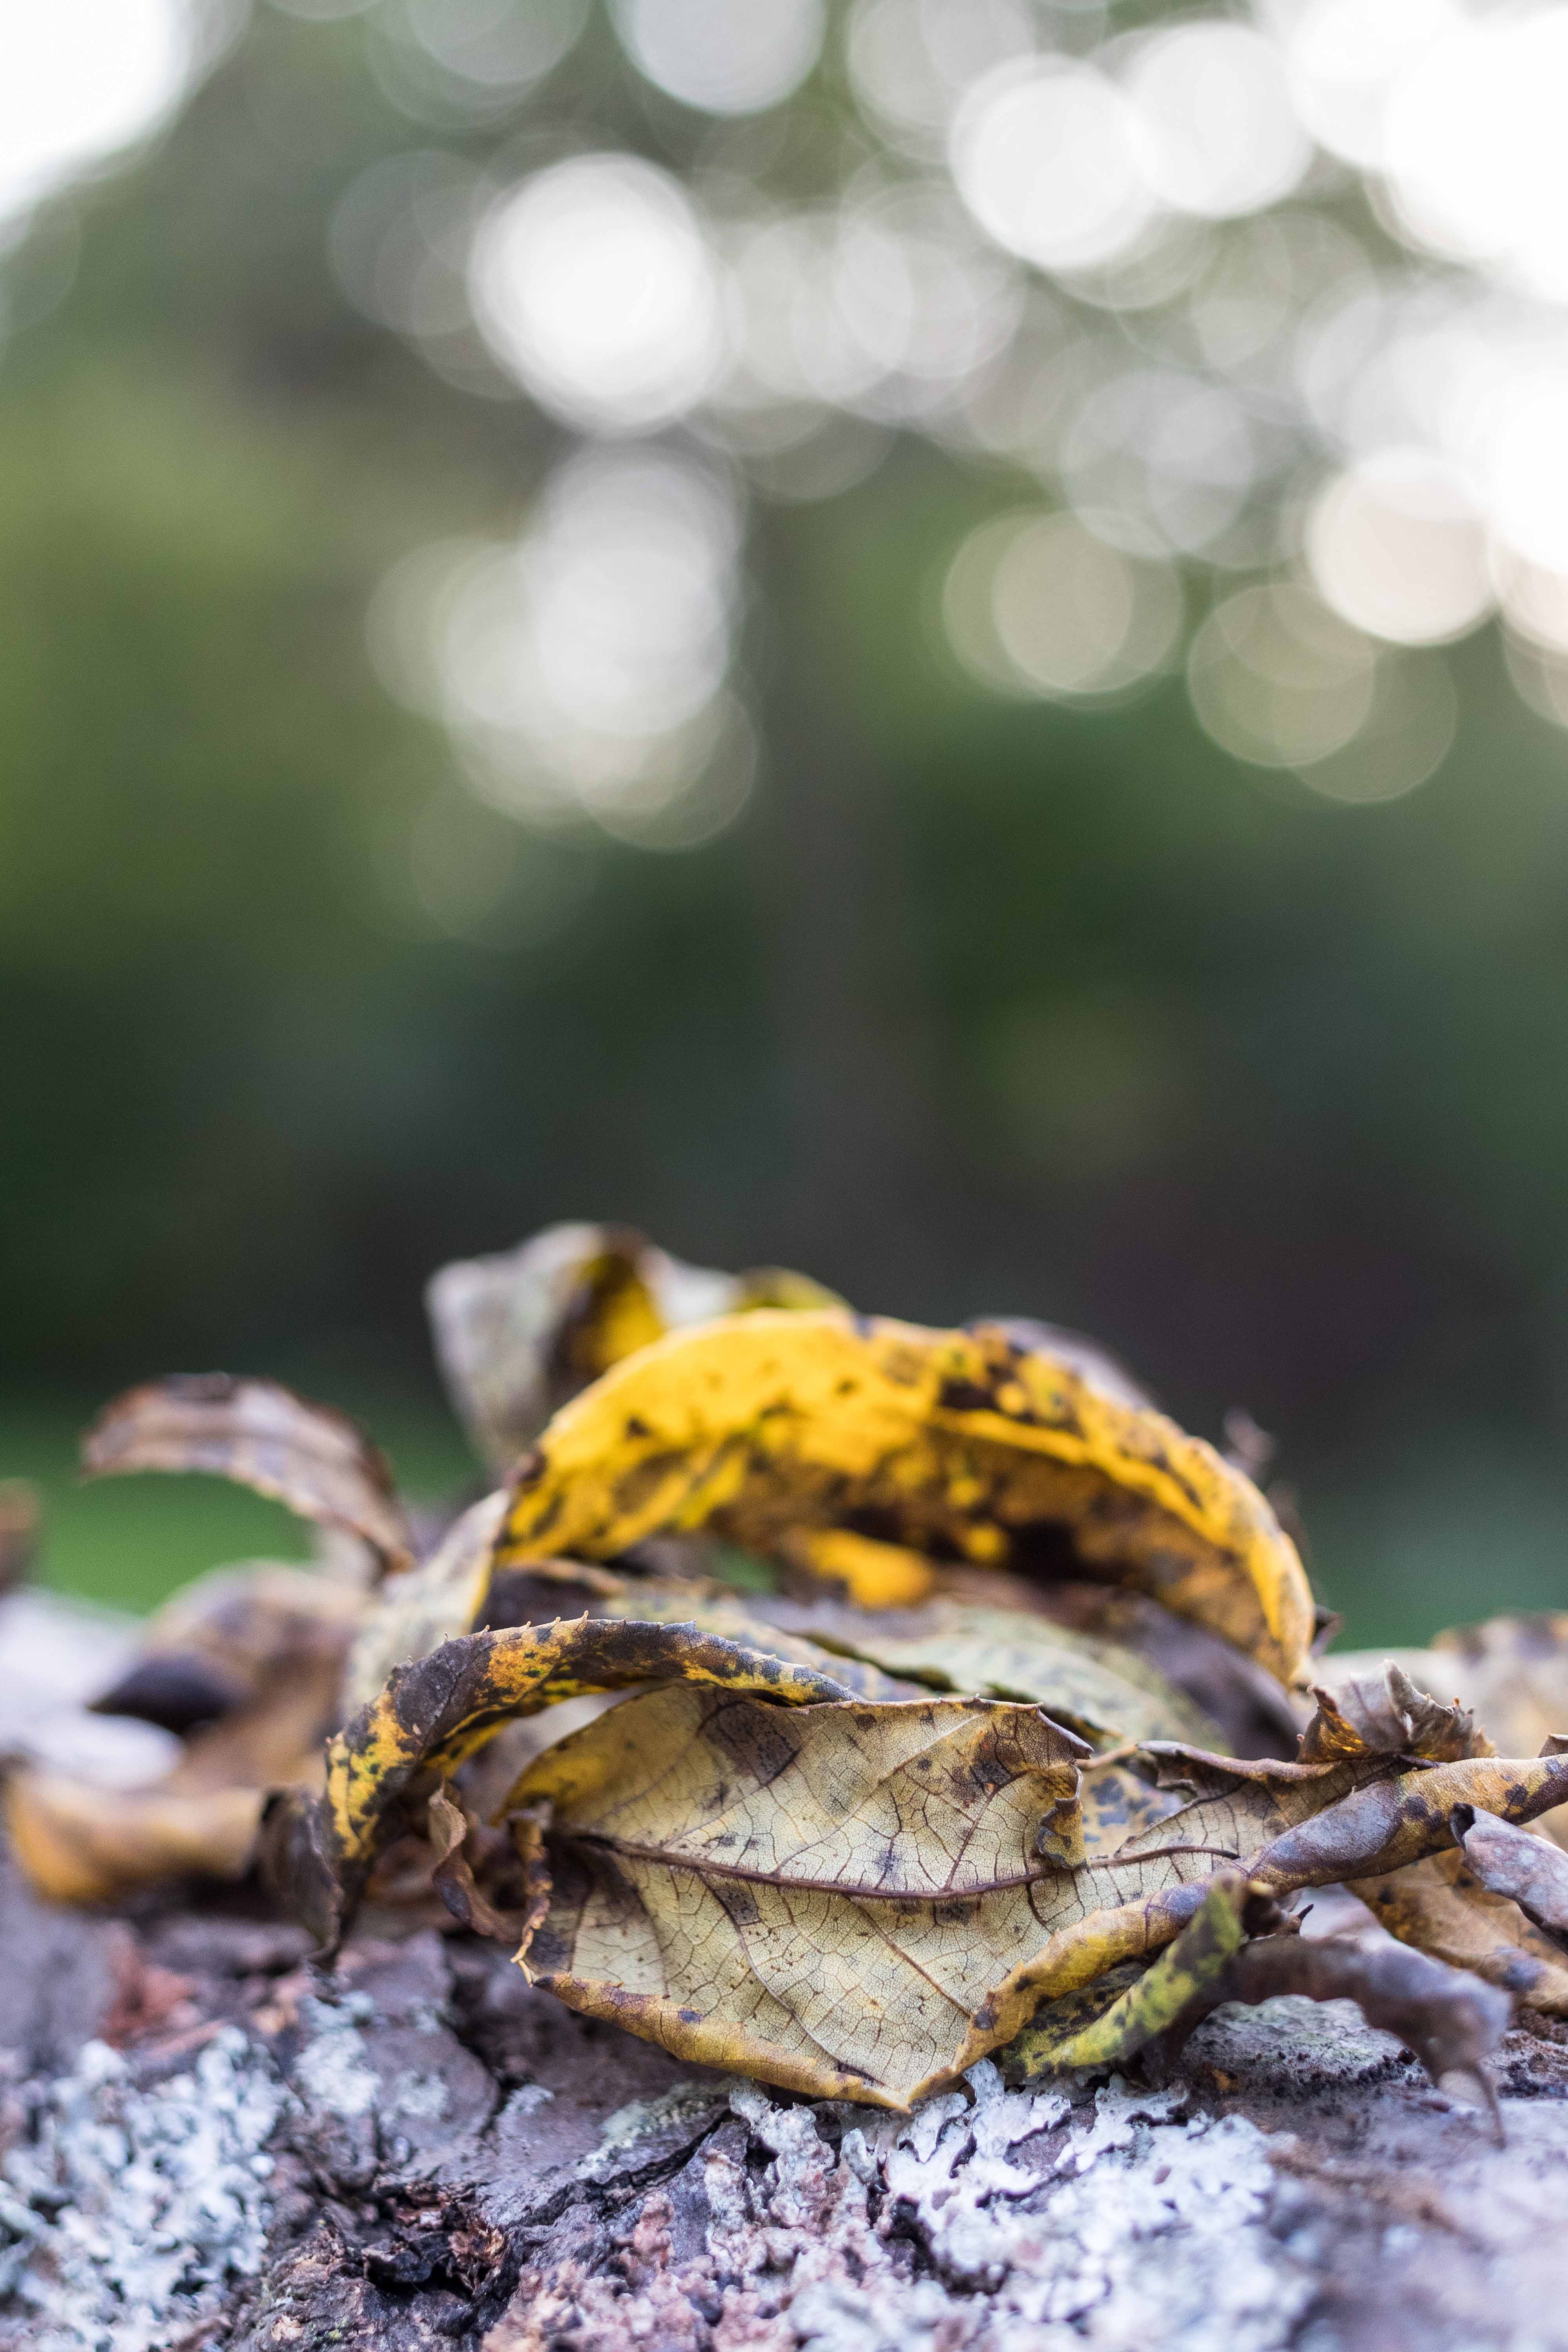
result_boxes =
[5,9,1568,1641]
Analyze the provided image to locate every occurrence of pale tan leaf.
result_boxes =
[82,1375,414,1577]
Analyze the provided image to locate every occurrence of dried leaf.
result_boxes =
[1451,1802,1568,1950]
[1297,1658,1568,2010]
[757,1595,1225,1751]
[3,1773,263,1905]
[82,1375,414,1578]
[0,1479,40,1596]
[496,1311,1314,1687]
[1301,1662,1492,1765]
[1141,1926,1512,2129]
[426,1222,840,1475]
[260,1617,859,1952]
[1244,1750,1568,1891]
[1349,1848,1568,2013]
[510,1688,1093,2105]
[1002,1871,1254,2078]
[7,1563,358,1905]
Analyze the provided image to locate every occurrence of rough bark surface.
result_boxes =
[5,1603,1568,2348]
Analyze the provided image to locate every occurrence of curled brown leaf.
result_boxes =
[82,1374,414,1578]
[1142,1928,1512,2134]
[1451,1802,1568,1951]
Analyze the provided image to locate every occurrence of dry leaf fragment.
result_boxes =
[82,1374,414,1578]
[1002,1871,1255,2078]
[426,1222,841,1475]
[1450,1803,1568,1950]
[1349,1848,1568,2013]
[1141,1927,1512,2131]
[0,1479,41,1597]
[1302,1662,1491,1765]
[495,1310,1314,1686]
[6,1562,359,1905]
[260,1618,860,1952]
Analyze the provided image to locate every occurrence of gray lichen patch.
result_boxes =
[493,2062,1316,2352]
[0,2026,285,2352]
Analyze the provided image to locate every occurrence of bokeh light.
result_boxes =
[368,449,751,846]
[0,0,194,227]
[1187,583,1378,769]
[469,154,725,431]
[944,512,1183,701]
[951,60,1155,274]
[614,0,825,116]
[244,0,1568,826]
[1125,23,1310,221]
[1306,454,1493,645]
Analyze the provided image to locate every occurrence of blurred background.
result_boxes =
[5,0,1568,1643]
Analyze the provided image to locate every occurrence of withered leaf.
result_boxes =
[1302,1662,1491,1765]
[763,1595,1225,1751]
[349,1543,927,1717]
[1350,1848,1568,2013]
[1141,1926,1512,2129]
[426,1221,840,1475]
[7,1562,359,1906]
[82,1375,414,1578]
[510,1688,1092,2106]
[1451,1802,1568,1951]
[495,1310,1314,1686]
[260,1617,859,1953]
[1002,1870,1255,2078]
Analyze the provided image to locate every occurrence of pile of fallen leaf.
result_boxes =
[10,1220,1568,2127]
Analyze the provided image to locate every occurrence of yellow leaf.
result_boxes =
[4,1773,263,1906]
[495,1312,1314,1686]
[510,1688,1091,2106]
[260,1617,860,1951]
[427,1222,842,1475]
